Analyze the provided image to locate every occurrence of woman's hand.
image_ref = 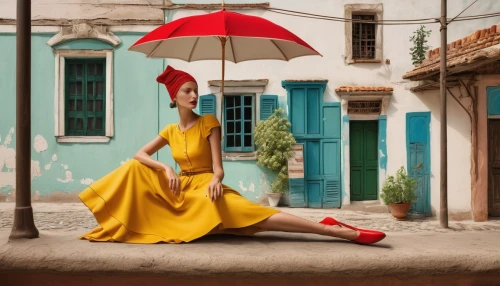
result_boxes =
[207,177,223,202]
[164,165,180,195]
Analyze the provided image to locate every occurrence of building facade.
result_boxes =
[0,0,499,221]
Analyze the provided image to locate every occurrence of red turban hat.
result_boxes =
[156,66,197,102]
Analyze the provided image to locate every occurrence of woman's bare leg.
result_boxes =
[253,212,358,240]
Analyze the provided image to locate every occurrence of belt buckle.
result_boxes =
[184,171,194,176]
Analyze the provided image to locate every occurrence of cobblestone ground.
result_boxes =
[1,203,500,233]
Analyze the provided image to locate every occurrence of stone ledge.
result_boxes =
[1,230,500,280]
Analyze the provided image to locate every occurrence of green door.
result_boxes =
[350,121,378,201]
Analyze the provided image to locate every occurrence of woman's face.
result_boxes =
[175,81,198,110]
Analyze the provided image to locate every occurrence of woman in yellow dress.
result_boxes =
[79,66,386,245]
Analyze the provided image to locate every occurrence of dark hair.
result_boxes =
[169,101,177,108]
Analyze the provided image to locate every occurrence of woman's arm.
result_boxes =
[133,136,169,169]
[208,126,224,181]
[134,136,180,194]
[207,126,224,201]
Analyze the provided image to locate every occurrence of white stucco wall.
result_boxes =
[167,0,499,214]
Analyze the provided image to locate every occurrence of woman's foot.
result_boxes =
[321,217,386,245]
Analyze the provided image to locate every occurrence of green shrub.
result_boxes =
[254,108,296,194]
[409,25,432,66]
[381,166,418,204]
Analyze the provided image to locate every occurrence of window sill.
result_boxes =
[56,136,111,143]
[346,59,382,64]
[222,152,257,161]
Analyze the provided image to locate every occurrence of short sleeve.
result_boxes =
[201,114,221,139]
[158,124,171,144]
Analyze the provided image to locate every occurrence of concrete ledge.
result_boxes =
[1,230,500,281]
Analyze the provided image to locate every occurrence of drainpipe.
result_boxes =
[439,0,449,228]
[10,0,39,239]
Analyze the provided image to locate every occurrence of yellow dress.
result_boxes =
[79,114,280,243]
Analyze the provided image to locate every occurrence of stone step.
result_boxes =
[341,201,389,213]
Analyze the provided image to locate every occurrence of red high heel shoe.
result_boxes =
[320,217,386,245]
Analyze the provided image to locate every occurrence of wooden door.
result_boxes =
[489,120,500,216]
[350,121,378,201]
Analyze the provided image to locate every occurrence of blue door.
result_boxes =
[283,81,341,208]
[406,112,431,215]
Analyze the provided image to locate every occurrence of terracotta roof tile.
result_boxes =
[335,86,393,92]
[404,23,500,79]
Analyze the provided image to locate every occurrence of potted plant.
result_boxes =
[380,166,418,220]
[254,108,296,207]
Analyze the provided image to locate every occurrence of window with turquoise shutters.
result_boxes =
[199,94,216,116]
[260,95,278,120]
[224,94,254,152]
[65,59,106,136]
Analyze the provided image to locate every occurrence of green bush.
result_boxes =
[380,166,418,204]
[254,108,296,194]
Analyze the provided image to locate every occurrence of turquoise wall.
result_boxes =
[0,31,275,202]
[0,33,163,196]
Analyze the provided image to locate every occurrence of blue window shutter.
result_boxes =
[260,95,278,120]
[199,94,216,116]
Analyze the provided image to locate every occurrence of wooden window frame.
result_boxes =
[223,94,255,153]
[54,50,114,143]
[208,80,269,160]
[344,4,383,64]
[65,58,106,137]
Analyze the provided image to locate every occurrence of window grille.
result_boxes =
[65,59,106,136]
[348,101,381,114]
[352,15,376,59]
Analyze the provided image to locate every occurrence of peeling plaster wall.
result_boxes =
[0,33,164,199]
[1,0,497,209]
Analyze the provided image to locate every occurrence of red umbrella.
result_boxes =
[129,8,321,98]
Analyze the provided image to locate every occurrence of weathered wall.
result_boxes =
[1,0,498,213]
[0,33,164,199]
[166,0,499,214]
[0,0,164,25]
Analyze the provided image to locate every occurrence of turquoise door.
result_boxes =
[406,112,431,215]
[350,121,378,201]
[283,81,341,208]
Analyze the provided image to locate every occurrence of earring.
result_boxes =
[169,101,177,108]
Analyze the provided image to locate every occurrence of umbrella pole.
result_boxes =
[220,37,227,117]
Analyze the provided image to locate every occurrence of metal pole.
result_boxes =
[10,0,39,239]
[439,0,448,228]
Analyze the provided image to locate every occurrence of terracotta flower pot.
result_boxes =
[388,202,412,221]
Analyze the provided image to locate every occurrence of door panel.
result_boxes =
[322,140,341,207]
[307,180,322,208]
[406,112,431,215]
[364,122,378,200]
[305,141,320,177]
[290,88,306,136]
[489,120,500,216]
[307,88,321,135]
[365,169,378,199]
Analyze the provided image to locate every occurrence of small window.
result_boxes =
[223,94,255,152]
[344,4,383,64]
[352,15,376,60]
[54,49,114,143]
[65,59,106,136]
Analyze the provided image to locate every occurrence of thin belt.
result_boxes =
[179,170,213,177]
